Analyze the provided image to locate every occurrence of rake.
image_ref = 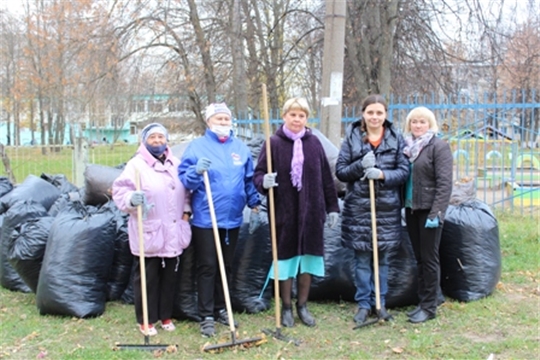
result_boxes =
[202,170,263,352]
[353,179,393,330]
[259,84,301,346]
[116,168,177,351]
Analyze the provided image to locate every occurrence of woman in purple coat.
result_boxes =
[254,98,339,328]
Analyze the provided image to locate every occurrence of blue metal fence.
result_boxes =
[235,90,540,215]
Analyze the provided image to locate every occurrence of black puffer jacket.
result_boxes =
[336,120,409,252]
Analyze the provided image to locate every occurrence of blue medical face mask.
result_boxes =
[146,143,167,157]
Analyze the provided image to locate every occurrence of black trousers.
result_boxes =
[192,226,239,319]
[133,256,179,325]
[405,208,442,315]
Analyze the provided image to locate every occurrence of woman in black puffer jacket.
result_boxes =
[336,95,409,325]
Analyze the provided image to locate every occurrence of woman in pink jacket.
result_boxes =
[113,123,192,336]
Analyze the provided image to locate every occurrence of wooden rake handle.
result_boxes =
[369,178,381,311]
[202,171,237,334]
[135,169,150,339]
[261,84,281,329]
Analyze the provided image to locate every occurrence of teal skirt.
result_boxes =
[259,255,324,298]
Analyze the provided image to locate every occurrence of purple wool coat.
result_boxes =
[253,125,340,260]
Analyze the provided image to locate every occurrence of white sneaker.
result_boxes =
[160,319,176,331]
[139,323,158,336]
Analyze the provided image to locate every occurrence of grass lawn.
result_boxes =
[0,213,538,360]
[2,144,138,184]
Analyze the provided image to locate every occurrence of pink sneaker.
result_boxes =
[160,319,176,331]
[139,323,157,336]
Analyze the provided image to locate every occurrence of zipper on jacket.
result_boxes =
[223,140,233,244]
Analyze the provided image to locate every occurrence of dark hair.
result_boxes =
[360,94,387,143]
[361,94,387,112]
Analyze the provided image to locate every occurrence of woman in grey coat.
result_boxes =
[403,106,453,323]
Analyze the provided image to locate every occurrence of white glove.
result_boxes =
[130,191,146,206]
[361,151,376,169]
[130,191,153,219]
[361,168,383,181]
[328,212,339,228]
[263,173,278,189]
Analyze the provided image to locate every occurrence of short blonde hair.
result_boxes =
[404,106,439,133]
[282,97,310,117]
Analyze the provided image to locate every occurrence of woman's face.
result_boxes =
[207,113,232,127]
[363,103,386,131]
[146,133,166,146]
[409,117,430,138]
[283,109,308,133]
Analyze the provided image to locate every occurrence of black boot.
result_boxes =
[409,309,436,323]
[214,309,238,328]
[353,308,370,324]
[296,302,316,327]
[377,306,393,321]
[407,306,422,317]
[281,306,294,327]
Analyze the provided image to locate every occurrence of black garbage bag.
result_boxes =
[7,216,55,293]
[310,214,356,301]
[0,175,61,214]
[120,262,135,305]
[309,207,417,308]
[245,136,265,163]
[440,200,501,302]
[36,201,117,317]
[0,177,13,197]
[102,201,133,301]
[1,201,48,293]
[385,227,418,308]
[230,206,272,314]
[48,191,85,217]
[172,243,200,321]
[449,178,476,206]
[83,164,123,206]
[40,173,79,194]
[311,128,347,197]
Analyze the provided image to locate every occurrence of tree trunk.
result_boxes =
[230,0,248,115]
[0,143,16,184]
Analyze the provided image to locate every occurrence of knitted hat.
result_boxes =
[205,103,232,121]
[141,123,168,143]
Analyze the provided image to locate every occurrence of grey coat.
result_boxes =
[408,136,453,222]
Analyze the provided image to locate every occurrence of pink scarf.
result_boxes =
[404,131,434,162]
[282,125,306,191]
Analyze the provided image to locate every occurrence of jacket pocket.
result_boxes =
[177,219,192,250]
[141,219,165,254]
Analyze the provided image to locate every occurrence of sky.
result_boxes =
[1,0,534,29]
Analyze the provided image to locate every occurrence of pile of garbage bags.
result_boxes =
[0,144,501,319]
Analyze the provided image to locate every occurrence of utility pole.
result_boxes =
[320,0,346,148]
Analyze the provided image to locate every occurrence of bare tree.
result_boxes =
[344,0,399,105]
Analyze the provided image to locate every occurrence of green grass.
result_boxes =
[1,144,138,184]
[1,213,538,359]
